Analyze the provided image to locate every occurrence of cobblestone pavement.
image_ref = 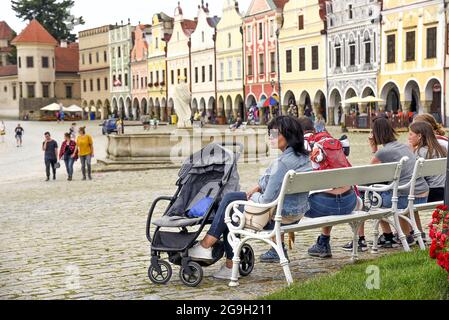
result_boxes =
[0,122,432,300]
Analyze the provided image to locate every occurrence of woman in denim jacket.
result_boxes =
[189,116,312,280]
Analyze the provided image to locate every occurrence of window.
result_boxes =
[209,64,213,82]
[259,53,264,74]
[89,53,92,64]
[155,37,159,49]
[83,80,87,92]
[104,78,108,91]
[184,68,187,82]
[299,48,306,71]
[349,42,356,66]
[90,79,94,91]
[312,46,319,70]
[427,27,437,59]
[82,54,85,65]
[335,44,341,68]
[387,34,396,63]
[42,56,49,68]
[12,86,16,100]
[97,78,101,91]
[19,83,23,98]
[177,69,180,83]
[270,52,276,73]
[269,20,275,38]
[298,15,304,30]
[258,23,263,40]
[286,50,292,73]
[348,5,353,20]
[406,31,416,61]
[228,33,231,48]
[195,67,198,83]
[202,31,205,42]
[96,52,99,63]
[365,41,371,64]
[104,51,107,62]
[227,60,232,80]
[162,71,165,84]
[220,62,224,81]
[141,77,144,88]
[27,83,35,98]
[124,73,128,87]
[247,26,252,43]
[52,58,55,68]
[236,59,242,78]
[171,70,174,84]
[202,66,206,82]
[26,56,34,68]
[118,74,122,86]
[118,46,121,58]
[65,85,73,99]
[156,71,159,83]
[247,55,253,76]
[18,57,21,68]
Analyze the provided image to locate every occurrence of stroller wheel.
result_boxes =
[148,260,172,285]
[179,261,203,287]
[239,244,255,277]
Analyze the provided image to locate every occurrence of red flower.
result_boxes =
[436,205,448,211]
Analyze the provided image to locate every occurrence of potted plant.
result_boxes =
[429,205,449,281]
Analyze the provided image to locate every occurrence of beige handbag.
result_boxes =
[243,204,276,231]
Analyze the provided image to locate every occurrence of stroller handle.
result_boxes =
[146,196,174,243]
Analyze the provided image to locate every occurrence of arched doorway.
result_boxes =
[155,98,161,120]
[208,97,216,124]
[345,88,358,114]
[381,82,401,113]
[235,95,244,120]
[141,98,148,116]
[168,98,174,123]
[104,99,111,119]
[330,89,342,125]
[126,97,132,120]
[133,98,140,120]
[425,78,442,123]
[96,100,103,120]
[299,91,312,117]
[404,80,421,114]
[119,97,125,119]
[112,98,118,117]
[218,96,225,119]
[192,98,198,113]
[314,90,326,121]
[149,98,154,118]
[283,90,297,117]
[225,95,233,121]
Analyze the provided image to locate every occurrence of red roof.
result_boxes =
[12,19,58,46]
[0,65,18,77]
[181,19,197,36]
[55,44,79,73]
[0,21,15,40]
[273,0,288,9]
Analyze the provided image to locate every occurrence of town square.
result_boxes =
[1,0,449,303]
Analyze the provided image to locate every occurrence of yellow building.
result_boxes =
[216,0,244,121]
[379,0,445,123]
[148,13,173,121]
[279,0,327,119]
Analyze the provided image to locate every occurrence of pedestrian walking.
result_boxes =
[69,123,77,140]
[42,132,59,181]
[75,127,94,181]
[0,121,5,143]
[59,133,77,181]
[14,124,24,147]
[116,118,123,135]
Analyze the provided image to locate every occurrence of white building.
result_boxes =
[326,0,382,124]
[191,1,221,123]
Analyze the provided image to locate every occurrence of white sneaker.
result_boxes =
[213,264,233,280]
[188,242,213,261]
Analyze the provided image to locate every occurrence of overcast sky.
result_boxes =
[1,0,252,35]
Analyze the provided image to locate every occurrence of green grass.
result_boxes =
[264,250,449,300]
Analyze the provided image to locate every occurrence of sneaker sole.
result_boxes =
[342,247,368,252]
[308,252,333,259]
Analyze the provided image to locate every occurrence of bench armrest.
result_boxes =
[357,183,394,193]
[224,200,278,232]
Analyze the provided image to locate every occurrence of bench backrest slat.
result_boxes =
[418,158,446,178]
[284,162,400,195]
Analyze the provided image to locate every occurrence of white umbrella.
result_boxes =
[361,96,385,103]
[66,105,83,112]
[342,96,363,104]
[41,103,62,111]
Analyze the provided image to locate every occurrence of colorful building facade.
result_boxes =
[0,21,15,67]
[167,3,197,122]
[279,0,327,121]
[79,25,112,120]
[326,0,382,125]
[191,2,221,123]
[130,24,150,120]
[216,0,245,122]
[109,22,134,119]
[379,0,446,123]
[243,0,288,124]
[148,13,173,120]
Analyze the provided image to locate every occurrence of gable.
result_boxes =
[247,0,272,16]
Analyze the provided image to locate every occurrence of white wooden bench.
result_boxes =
[224,158,408,287]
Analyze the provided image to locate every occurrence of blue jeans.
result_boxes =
[207,192,247,259]
[305,190,357,218]
[64,158,75,177]
[80,155,91,178]
[379,191,428,209]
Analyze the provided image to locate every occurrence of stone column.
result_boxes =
[298,105,305,117]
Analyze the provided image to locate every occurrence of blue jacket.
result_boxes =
[251,147,312,217]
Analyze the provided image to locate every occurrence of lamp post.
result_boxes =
[275,28,282,116]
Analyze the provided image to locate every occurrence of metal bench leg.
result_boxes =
[229,239,243,287]
[371,220,381,254]
[410,209,425,250]
[393,214,410,252]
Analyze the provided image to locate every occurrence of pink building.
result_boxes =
[130,24,151,120]
[243,0,287,124]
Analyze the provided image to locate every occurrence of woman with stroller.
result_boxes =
[189,116,312,280]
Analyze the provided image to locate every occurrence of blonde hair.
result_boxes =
[414,113,446,136]
[79,126,86,134]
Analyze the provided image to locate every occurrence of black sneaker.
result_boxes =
[308,237,332,258]
[259,244,289,263]
[379,233,400,249]
[342,238,368,252]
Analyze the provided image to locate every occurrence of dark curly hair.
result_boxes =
[268,116,308,156]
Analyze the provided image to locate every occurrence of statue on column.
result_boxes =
[173,76,192,129]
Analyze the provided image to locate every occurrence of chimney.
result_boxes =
[60,40,68,48]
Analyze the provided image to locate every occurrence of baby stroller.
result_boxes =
[146,143,255,287]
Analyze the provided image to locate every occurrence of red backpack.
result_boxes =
[311,135,352,171]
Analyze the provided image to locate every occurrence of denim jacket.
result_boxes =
[251,147,312,217]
